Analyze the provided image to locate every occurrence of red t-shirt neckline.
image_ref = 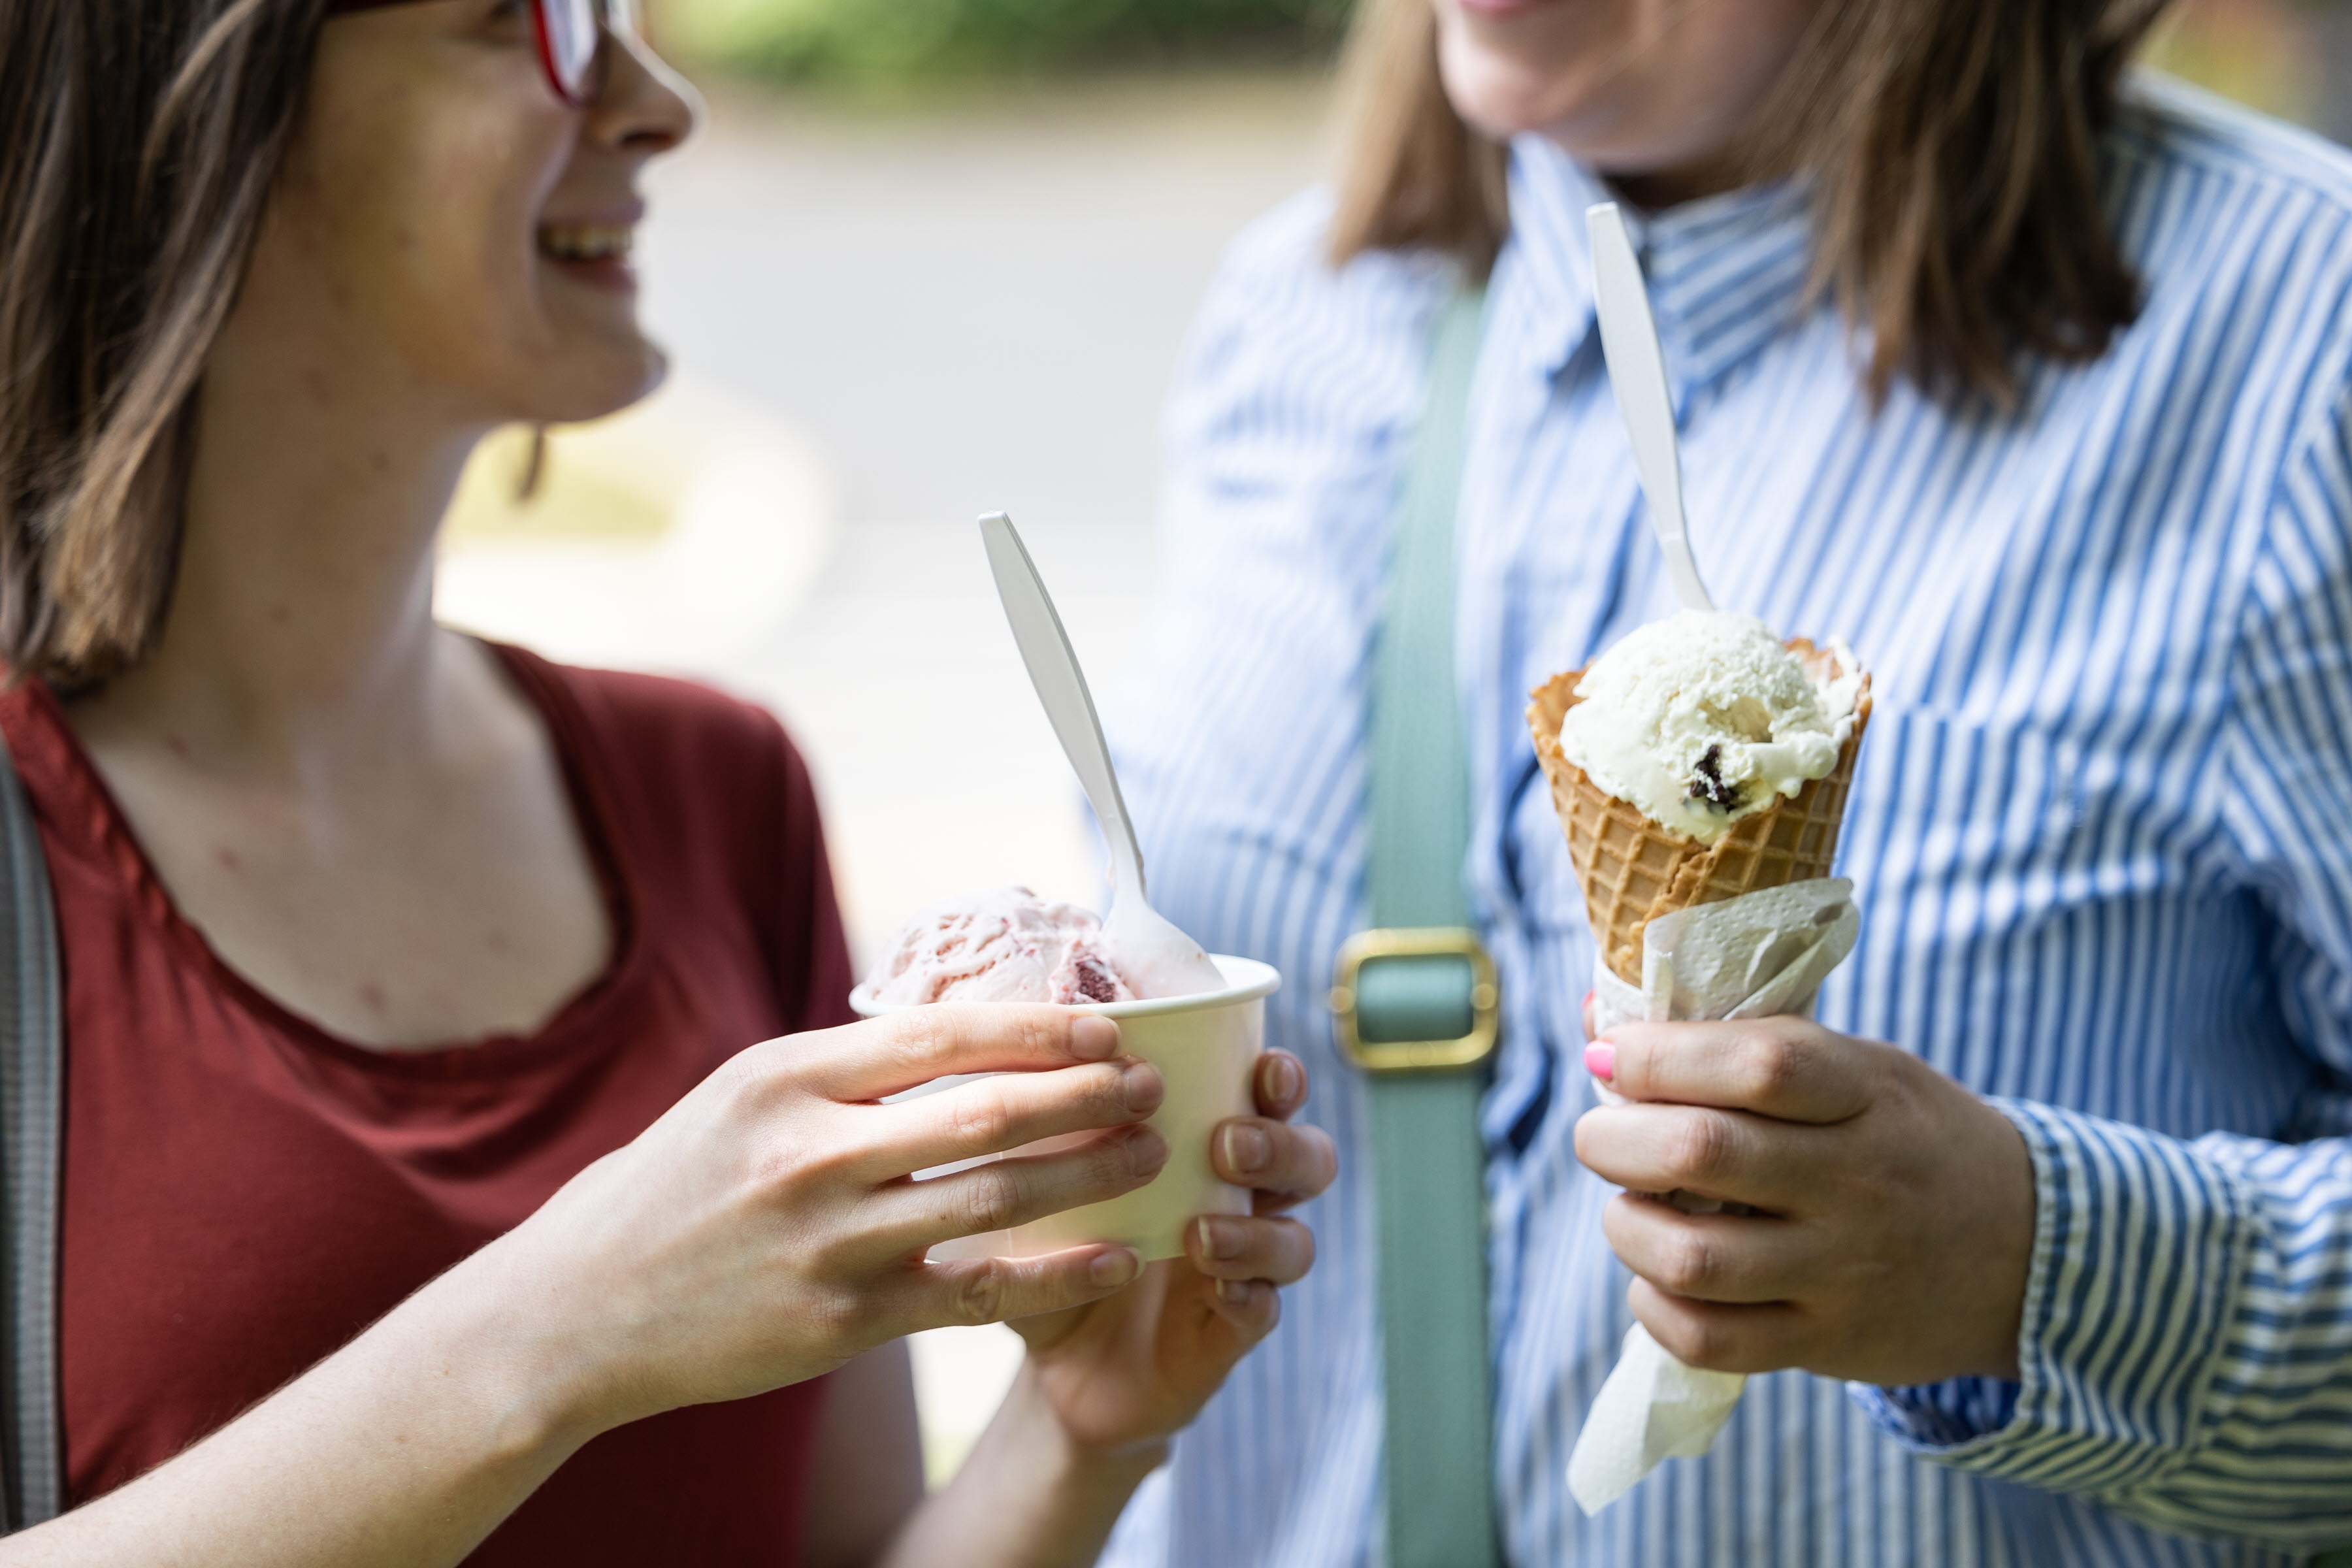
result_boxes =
[21,652,848,1555]
[20,642,647,1081]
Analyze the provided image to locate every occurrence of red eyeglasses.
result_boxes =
[324,0,644,108]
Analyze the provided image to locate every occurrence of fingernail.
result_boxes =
[1217,1279,1250,1305]
[1122,1059,1164,1115]
[1265,1054,1303,1105]
[1091,1247,1142,1288]
[1071,1017,1120,1060]
[1126,1126,1170,1175]
[1222,1123,1271,1175]
[1584,1043,1616,1083]
[1194,1216,1243,1261]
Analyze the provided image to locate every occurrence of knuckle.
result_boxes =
[1740,1035,1804,1102]
[1656,1310,1737,1371]
[889,1015,959,1081]
[1020,1009,1069,1058]
[706,1050,778,1117]
[1658,1229,1721,1296]
[949,1082,1020,1152]
[949,1263,1005,1326]
[746,1141,821,1200]
[1101,1128,1154,1185]
[1667,1113,1737,1184]
[1089,1062,1142,1120]
[958,1166,1023,1233]
[808,1281,868,1342]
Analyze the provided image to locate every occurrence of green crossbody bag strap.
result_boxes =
[1354,286,1502,1568]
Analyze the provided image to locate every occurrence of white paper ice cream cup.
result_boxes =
[848,955,1280,1263]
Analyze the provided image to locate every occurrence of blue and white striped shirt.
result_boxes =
[1100,76,2352,1568]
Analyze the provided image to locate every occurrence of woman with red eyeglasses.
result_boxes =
[0,3,1333,1565]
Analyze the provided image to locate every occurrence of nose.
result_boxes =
[587,30,703,155]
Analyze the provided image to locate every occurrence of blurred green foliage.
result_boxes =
[659,0,1354,79]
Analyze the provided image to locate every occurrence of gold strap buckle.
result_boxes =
[1330,928,1501,1075]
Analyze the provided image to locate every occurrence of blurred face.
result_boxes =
[237,0,700,427]
[1433,0,1822,184]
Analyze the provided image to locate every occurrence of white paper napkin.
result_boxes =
[1568,877,1859,1515]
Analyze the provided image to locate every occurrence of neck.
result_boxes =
[1606,154,1751,211]
[70,318,492,766]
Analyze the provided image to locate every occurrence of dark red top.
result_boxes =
[0,645,855,1563]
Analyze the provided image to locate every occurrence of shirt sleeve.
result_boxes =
[1853,379,2352,1551]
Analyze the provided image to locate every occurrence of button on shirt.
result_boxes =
[1102,78,2352,1567]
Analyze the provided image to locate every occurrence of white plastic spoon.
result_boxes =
[1587,201,1716,613]
[978,512,1226,999]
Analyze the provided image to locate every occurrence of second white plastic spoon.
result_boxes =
[1587,201,1716,614]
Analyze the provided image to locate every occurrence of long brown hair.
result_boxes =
[0,0,325,691]
[1329,0,2176,405]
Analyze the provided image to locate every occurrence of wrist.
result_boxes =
[893,1364,1165,1568]
[371,1239,629,1467]
[1007,1364,1171,1484]
[1959,1096,2035,1381]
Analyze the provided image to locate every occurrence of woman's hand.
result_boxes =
[1574,1017,2034,1388]
[1008,1050,1337,1457]
[482,1006,1174,1435]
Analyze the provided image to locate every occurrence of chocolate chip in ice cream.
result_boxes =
[1688,743,1741,811]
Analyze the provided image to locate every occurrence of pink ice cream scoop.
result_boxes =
[858,887,1139,1007]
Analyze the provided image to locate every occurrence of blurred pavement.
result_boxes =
[632,75,1330,958]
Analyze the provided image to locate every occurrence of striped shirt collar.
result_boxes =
[1505,135,1818,399]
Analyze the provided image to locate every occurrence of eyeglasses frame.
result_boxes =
[321,0,632,108]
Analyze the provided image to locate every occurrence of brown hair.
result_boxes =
[1329,0,2176,405]
[0,0,324,691]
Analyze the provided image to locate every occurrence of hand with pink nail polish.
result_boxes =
[1573,1015,2034,1387]
[1008,1049,1336,1461]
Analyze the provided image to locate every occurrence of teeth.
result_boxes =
[539,223,634,262]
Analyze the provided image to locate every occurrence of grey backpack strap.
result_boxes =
[0,732,62,1531]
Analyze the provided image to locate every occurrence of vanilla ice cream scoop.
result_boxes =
[1558,610,1862,843]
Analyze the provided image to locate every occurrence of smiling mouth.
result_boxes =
[538,223,636,265]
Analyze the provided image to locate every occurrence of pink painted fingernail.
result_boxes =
[1584,1043,1616,1082]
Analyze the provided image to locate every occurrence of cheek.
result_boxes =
[295,89,573,398]
[384,115,573,367]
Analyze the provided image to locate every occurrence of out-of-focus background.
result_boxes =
[434,0,2352,1483]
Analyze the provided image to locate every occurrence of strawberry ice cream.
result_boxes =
[858,887,1139,1007]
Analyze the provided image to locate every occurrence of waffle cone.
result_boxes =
[1528,640,1872,987]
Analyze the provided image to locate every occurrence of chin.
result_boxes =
[1436,26,1586,140]
[527,340,670,427]
[1437,33,1722,174]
